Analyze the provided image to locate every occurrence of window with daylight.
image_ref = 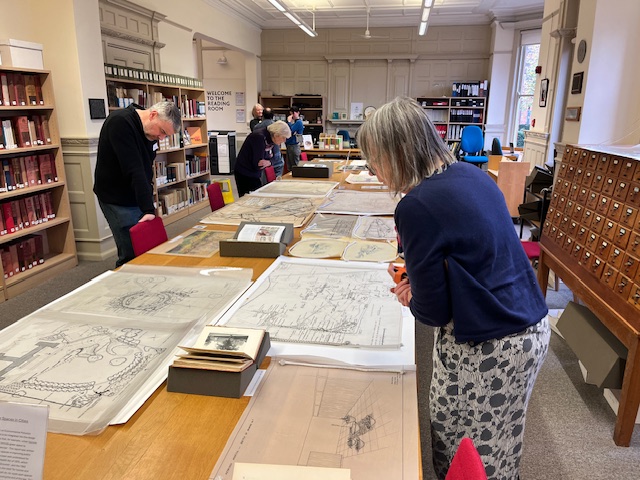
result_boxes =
[513,30,541,148]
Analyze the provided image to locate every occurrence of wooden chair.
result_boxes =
[129,216,168,257]
[207,182,225,212]
[445,437,487,480]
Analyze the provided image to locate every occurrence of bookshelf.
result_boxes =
[0,66,78,301]
[105,68,211,225]
[259,95,324,129]
[416,96,487,146]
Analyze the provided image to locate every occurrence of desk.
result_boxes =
[486,158,531,218]
[44,176,406,479]
[282,147,362,162]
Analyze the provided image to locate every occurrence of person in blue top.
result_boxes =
[357,96,550,480]
[285,105,304,170]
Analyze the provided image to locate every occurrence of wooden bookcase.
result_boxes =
[105,75,211,226]
[0,66,78,301]
[259,95,324,129]
[416,96,487,145]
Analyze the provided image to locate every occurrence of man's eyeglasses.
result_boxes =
[365,163,376,176]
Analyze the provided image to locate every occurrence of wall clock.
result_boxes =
[577,39,587,63]
[364,106,376,119]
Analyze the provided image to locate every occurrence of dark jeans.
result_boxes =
[285,143,301,170]
[98,199,143,268]
[234,171,263,197]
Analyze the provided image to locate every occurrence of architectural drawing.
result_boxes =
[352,217,396,241]
[0,314,187,434]
[301,214,359,238]
[209,360,420,480]
[342,241,398,263]
[219,258,402,347]
[45,265,253,324]
[0,265,253,435]
[148,229,234,257]
[317,191,398,215]
[250,180,338,197]
[200,196,322,227]
[289,239,350,258]
[345,173,382,184]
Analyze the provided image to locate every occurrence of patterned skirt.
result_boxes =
[429,316,550,480]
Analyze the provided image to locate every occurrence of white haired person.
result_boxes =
[357,96,549,480]
[249,103,264,131]
[234,120,291,196]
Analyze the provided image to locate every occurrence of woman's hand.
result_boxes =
[258,159,272,169]
[390,278,412,307]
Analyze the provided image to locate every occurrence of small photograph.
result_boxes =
[205,333,249,351]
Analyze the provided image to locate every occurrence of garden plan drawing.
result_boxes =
[209,360,419,480]
[249,180,338,197]
[352,217,396,241]
[46,264,253,324]
[218,257,402,347]
[317,191,398,215]
[302,214,359,238]
[0,265,253,434]
[289,239,350,258]
[342,241,398,263]
[200,196,323,227]
[148,228,234,257]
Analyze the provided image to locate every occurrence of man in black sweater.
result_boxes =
[94,101,181,267]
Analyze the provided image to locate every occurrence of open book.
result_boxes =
[174,326,266,372]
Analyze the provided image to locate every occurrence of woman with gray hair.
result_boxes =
[234,120,291,196]
[358,97,549,480]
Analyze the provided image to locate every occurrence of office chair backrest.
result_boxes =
[491,137,503,155]
[460,125,484,155]
[300,152,308,161]
[337,129,351,143]
[264,165,276,183]
[207,182,225,212]
[129,216,168,257]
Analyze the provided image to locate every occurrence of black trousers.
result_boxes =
[234,171,263,197]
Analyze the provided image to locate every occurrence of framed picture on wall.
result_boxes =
[539,78,549,107]
[571,72,584,94]
[565,106,582,121]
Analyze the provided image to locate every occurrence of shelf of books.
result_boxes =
[0,66,78,301]
[105,65,211,225]
[416,93,487,153]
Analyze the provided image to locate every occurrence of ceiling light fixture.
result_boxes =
[418,5,431,36]
[268,0,318,37]
[217,51,228,65]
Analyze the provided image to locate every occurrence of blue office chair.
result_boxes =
[459,125,489,168]
[337,129,351,147]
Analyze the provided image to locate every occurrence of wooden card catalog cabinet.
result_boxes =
[537,145,640,446]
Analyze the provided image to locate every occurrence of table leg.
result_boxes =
[537,250,550,296]
[613,336,640,446]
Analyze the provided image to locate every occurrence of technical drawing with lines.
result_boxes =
[352,216,396,241]
[148,229,234,257]
[249,180,338,197]
[209,360,419,480]
[289,239,350,258]
[0,315,186,434]
[317,191,398,215]
[219,258,402,347]
[301,214,359,238]
[342,241,398,263]
[200,195,322,227]
[45,265,252,324]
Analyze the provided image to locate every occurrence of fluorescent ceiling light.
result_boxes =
[269,0,318,37]
[424,0,434,7]
[421,7,431,22]
[418,21,428,36]
[268,0,286,12]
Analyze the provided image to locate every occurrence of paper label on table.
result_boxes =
[0,402,48,480]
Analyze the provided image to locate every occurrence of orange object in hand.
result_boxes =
[393,265,407,284]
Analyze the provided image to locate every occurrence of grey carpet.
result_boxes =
[1,211,639,478]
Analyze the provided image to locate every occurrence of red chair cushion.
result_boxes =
[129,216,168,257]
[521,240,541,260]
[264,166,276,183]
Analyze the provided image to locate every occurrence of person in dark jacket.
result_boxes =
[357,96,550,480]
[234,120,290,196]
[94,101,181,267]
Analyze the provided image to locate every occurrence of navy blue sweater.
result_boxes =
[395,162,548,343]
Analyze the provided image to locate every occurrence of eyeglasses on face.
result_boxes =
[365,163,377,176]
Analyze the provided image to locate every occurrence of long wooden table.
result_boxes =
[43,166,406,479]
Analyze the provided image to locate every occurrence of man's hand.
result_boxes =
[258,159,272,169]
[138,213,156,223]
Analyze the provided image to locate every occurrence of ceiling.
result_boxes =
[207,0,545,31]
